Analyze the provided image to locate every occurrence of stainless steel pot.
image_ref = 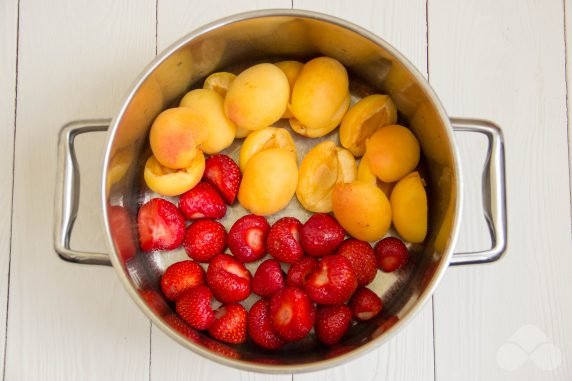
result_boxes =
[53,9,507,373]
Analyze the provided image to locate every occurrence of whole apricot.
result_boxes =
[357,155,395,198]
[274,60,304,118]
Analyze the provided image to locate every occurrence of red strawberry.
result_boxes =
[267,217,303,264]
[179,182,226,220]
[228,214,270,263]
[315,304,352,346]
[247,299,284,350]
[160,260,205,301]
[336,239,377,287]
[269,287,315,342]
[208,303,247,344]
[300,214,345,257]
[374,237,409,272]
[163,313,201,342]
[252,259,285,297]
[137,198,185,252]
[183,220,227,262]
[304,255,358,305]
[175,285,215,330]
[348,287,383,322]
[286,256,318,289]
[206,253,252,303]
[108,205,136,262]
[203,154,241,204]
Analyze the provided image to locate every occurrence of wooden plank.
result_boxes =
[149,1,294,380]
[430,0,572,380]
[292,1,434,380]
[566,0,572,201]
[4,0,156,380]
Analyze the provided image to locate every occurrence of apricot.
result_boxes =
[296,141,356,213]
[357,155,395,198]
[289,93,350,138]
[149,107,208,169]
[390,171,428,243]
[365,125,420,183]
[235,126,252,139]
[144,152,205,196]
[203,72,236,97]
[332,181,392,241]
[274,60,304,118]
[238,148,298,216]
[340,94,397,157]
[179,89,236,154]
[224,63,289,131]
[239,127,296,171]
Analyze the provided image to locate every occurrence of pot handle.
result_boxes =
[54,120,112,266]
[449,118,507,265]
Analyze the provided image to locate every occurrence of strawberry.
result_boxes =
[336,239,377,287]
[374,237,409,272]
[252,259,285,297]
[304,255,358,305]
[178,182,226,220]
[108,205,136,262]
[300,214,345,257]
[206,253,252,303]
[160,260,205,301]
[175,285,216,330]
[286,256,318,289]
[137,198,185,252]
[203,154,242,204]
[163,313,201,342]
[183,220,227,262]
[228,214,270,263]
[247,299,284,350]
[269,287,315,342]
[348,287,383,322]
[315,304,352,346]
[208,303,247,344]
[267,217,304,264]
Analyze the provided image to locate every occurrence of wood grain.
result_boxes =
[566,0,572,201]
[3,0,156,379]
[430,0,572,380]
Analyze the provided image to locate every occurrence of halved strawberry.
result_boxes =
[183,219,227,262]
[203,154,242,204]
[175,285,216,330]
[286,256,318,289]
[206,253,252,303]
[315,304,352,346]
[304,255,358,305]
[252,259,285,298]
[178,182,226,220]
[374,237,409,272]
[247,299,284,350]
[137,198,185,252]
[269,287,315,342]
[336,239,377,287]
[208,303,247,344]
[228,214,270,263]
[300,214,345,257]
[267,217,304,264]
[348,287,383,322]
[160,260,205,301]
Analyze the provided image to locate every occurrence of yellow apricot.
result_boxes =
[288,92,350,138]
[235,126,252,139]
[203,72,236,97]
[332,180,392,241]
[144,152,205,196]
[238,148,298,216]
[224,63,289,131]
[274,60,304,118]
[340,94,397,157]
[365,125,420,183]
[390,171,428,243]
[357,155,395,198]
[239,127,296,172]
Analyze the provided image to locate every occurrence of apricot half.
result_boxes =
[390,171,428,243]
[239,127,296,171]
[357,155,395,198]
[144,152,205,196]
[203,71,236,97]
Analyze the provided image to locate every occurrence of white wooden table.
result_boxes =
[1,0,571,380]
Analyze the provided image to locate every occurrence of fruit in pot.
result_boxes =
[286,256,318,289]
[144,152,205,197]
[228,214,270,263]
[357,155,395,198]
[202,154,242,205]
[248,299,284,350]
[390,171,428,243]
[160,260,205,302]
[178,182,226,220]
[208,303,248,344]
[179,89,236,154]
[206,253,252,303]
[332,180,392,242]
[238,148,298,216]
[300,213,345,257]
[365,124,420,183]
[137,198,186,252]
[267,217,304,264]
[183,220,227,263]
[339,94,397,157]
[315,304,352,346]
[304,255,358,305]
[203,71,236,97]
[348,287,383,321]
[274,60,304,118]
[269,287,315,342]
[239,127,296,171]
[252,259,286,297]
[149,107,208,169]
[175,285,216,330]
[336,239,377,287]
[224,63,289,131]
[374,236,409,272]
[296,141,356,213]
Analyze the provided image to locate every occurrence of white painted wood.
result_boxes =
[292,1,434,380]
[566,0,572,197]
[3,0,156,380]
[430,1,572,381]
[0,0,18,376]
